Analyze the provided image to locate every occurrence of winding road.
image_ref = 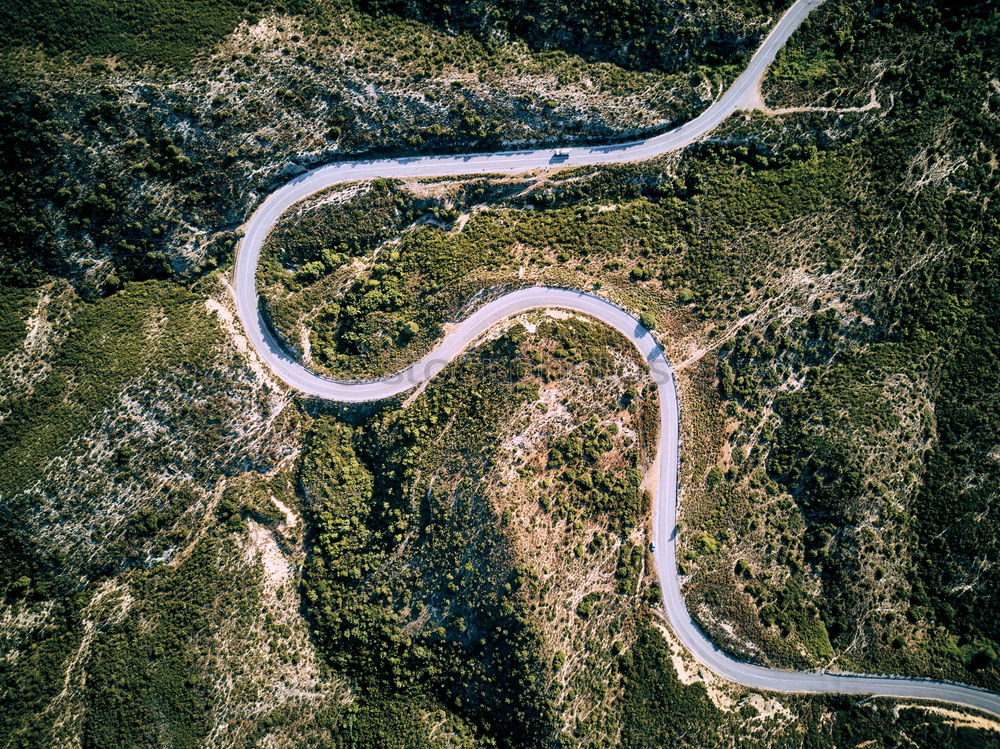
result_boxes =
[232,0,1000,720]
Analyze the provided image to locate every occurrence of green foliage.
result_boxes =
[0,285,36,357]
[1,526,274,747]
[0,84,63,286]
[0,82,216,289]
[0,275,288,742]
[335,695,453,747]
[794,695,1000,749]
[694,532,719,555]
[546,416,644,532]
[263,147,850,380]
[615,542,644,595]
[263,180,417,275]
[617,621,721,747]
[0,0,305,67]
[914,287,1000,632]
[576,592,599,619]
[0,281,217,500]
[299,337,559,745]
[768,354,904,523]
[750,0,1000,683]
[0,597,84,745]
[82,539,229,748]
[359,0,782,73]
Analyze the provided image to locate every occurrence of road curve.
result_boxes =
[231,0,1000,719]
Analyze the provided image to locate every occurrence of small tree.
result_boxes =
[400,321,420,340]
[294,260,324,285]
[706,465,724,490]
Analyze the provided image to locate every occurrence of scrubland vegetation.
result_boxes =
[0,277,351,746]
[2,0,305,67]
[259,151,849,379]
[0,0,722,296]
[1,0,1000,745]
[360,0,783,73]
[257,0,1000,704]
[1,272,995,744]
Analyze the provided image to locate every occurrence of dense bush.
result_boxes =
[3,0,1000,742]
[0,84,63,286]
[299,339,558,745]
[0,0,306,67]
[0,286,36,356]
[617,622,720,747]
[359,0,784,73]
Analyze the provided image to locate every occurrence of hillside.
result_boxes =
[1,0,999,746]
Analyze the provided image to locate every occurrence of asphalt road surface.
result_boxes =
[232,0,1000,719]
